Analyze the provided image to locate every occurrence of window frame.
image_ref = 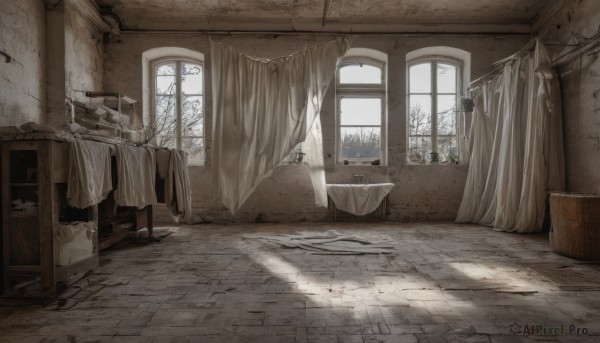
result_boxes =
[150,57,205,166]
[407,56,462,165]
[335,56,387,166]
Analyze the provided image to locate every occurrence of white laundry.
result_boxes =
[67,139,113,209]
[165,149,192,222]
[114,145,157,208]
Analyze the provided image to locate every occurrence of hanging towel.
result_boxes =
[114,145,157,208]
[67,139,113,209]
[164,150,192,222]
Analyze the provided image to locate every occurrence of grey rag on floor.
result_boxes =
[258,231,395,254]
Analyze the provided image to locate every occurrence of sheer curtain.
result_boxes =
[211,37,349,213]
[456,40,565,233]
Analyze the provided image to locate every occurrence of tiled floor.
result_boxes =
[1,222,600,342]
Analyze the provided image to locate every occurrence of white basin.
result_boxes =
[326,183,395,216]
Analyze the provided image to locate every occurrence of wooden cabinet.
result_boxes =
[1,140,98,299]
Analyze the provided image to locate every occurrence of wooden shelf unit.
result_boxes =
[1,140,99,299]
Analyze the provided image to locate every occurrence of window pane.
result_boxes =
[182,63,202,95]
[438,136,458,164]
[437,95,456,135]
[409,63,431,93]
[340,127,381,160]
[339,64,381,84]
[340,98,381,126]
[437,63,457,93]
[182,137,204,165]
[409,95,431,135]
[182,95,204,137]
[408,136,432,164]
[156,75,175,95]
[157,63,175,76]
[155,95,176,149]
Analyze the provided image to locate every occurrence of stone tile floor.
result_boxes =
[1,222,600,342]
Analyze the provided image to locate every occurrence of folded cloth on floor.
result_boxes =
[165,150,192,222]
[67,139,113,208]
[258,231,395,254]
[114,145,157,208]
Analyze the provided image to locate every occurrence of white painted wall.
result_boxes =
[0,0,46,126]
[104,33,530,223]
[535,0,600,195]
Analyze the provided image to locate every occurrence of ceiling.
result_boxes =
[99,0,558,33]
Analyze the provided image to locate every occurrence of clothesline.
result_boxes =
[209,36,347,63]
[469,33,600,90]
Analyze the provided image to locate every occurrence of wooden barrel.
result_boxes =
[549,192,600,260]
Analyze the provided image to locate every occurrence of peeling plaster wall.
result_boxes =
[46,1,105,128]
[535,0,600,195]
[104,33,529,223]
[64,5,104,105]
[0,0,45,126]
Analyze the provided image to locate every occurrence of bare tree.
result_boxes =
[341,127,380,161]
[146,73,205,164]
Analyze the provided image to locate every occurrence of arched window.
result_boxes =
[143,47,205,166]
[336,49,387,165]
[407,57,461,164]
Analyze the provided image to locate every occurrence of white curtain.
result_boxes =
[456,40,565,233]
[211,37,349,213]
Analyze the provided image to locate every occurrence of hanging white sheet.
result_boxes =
[456,40,565,233]
[165,150,192,222]
[211,37,349,213]
[156,148,192,222]
[67,139,113,209]
[114,145,157,208]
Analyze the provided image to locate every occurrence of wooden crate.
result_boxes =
[549,192,600,260]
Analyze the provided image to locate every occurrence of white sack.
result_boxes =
[67,139,113,209]
[55,221,94,267]
[456,40,565,233]
[114,145,157,208]
[211,38,349,213]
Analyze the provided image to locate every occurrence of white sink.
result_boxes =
[326,183,395,216]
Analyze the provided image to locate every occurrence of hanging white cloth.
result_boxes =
[67,139,113,209]
[456,40,565,233]
[114,145,157,208]
[165,149,192,222]
[211,37,349,213]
